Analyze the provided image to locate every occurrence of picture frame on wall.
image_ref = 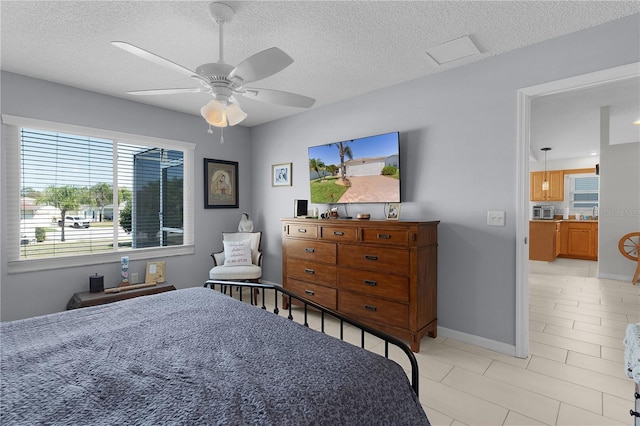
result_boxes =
[386,203,401,220]
[204,158,239,208]
[272,163,292,187]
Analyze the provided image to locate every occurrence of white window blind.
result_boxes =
[570,175,599,209]
[4,115,195,272]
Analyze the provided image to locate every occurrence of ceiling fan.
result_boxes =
[112,2,315,133]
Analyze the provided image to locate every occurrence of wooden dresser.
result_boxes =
[281,218,439,352]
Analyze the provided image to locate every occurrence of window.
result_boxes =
[4,115,194,272]
[570,175,599,209]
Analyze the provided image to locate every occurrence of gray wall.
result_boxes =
[251,14,640,347]
[1,72,252,321]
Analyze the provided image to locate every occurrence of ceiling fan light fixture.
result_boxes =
[201,99,227,127]
[226,102,248,126]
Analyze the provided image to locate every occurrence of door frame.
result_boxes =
[515,62,639,358]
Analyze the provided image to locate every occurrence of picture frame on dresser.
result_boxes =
[387,203,401,220]
[204,158,238,208]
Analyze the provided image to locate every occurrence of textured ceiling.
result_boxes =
[1,1,639,158]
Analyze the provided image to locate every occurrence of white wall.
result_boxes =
[1,72,253,321]
[598,106,640,281]
[251,14,640,349]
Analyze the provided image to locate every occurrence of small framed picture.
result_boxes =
[204,158,238,208]
[145,261,165,284]
[387,203,401,220]
[272,163,292,187]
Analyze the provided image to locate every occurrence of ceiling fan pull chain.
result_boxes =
[207,124,213,134]
[220,126,224,144]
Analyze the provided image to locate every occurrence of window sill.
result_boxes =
[7,245,195,274]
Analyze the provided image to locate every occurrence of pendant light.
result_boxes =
[541,147,551,191]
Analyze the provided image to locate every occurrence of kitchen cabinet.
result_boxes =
[529,221,560,261]
[530,170,564,201]
[563,222,598,260]
[530,220,598,262]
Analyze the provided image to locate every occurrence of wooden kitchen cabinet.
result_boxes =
[529,221,560,261]
[281,218,439,352]
[530,170,564,201]
[565,222,598,260]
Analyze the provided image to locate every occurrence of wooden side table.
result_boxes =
[66,283,176,309]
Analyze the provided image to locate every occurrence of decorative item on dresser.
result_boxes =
[280,218,439,352]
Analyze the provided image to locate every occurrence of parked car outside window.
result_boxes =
[58,216,91,228]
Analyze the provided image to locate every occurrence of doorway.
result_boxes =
[515,62,640,358]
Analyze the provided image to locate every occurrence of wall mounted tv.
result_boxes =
[308,131,400,204]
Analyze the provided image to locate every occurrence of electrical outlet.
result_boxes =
[131,272,139,284]
[487,210,505,227]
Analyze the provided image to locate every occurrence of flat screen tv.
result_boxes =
[308,131,400,204]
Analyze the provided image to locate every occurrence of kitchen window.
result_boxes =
[569,174,599,209]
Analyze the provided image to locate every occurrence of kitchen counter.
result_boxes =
[530,218,598,223]
[529,219,598,261]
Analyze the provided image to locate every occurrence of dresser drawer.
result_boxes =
[320,225,358,242]
[338,292,408,329]
[338,245,409,275]
[286,258,337,287]
[338,269,409,303]
[284,239,336,264]
[361,228,409,246]
[286,278,337,310]
[285,223,318,239]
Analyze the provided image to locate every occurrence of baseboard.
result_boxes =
[597,272,634,282]
[437,326,517,357]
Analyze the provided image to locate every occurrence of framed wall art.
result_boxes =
[204,158,238,208]
[272,163,292,187]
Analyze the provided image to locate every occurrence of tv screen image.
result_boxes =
[308,131,400,204]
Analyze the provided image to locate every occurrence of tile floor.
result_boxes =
[237,259,639,425]
[408,258,638,426]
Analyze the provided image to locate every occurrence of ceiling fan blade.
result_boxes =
[242,87,315,108]
[127,88,203,96]
[112,41,200,79]
[228,47,294,84]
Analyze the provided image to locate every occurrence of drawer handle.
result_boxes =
[333,231,344,236]
[364,280,377,286]
[298,228,307,233]
[365,255,378,261]
[364,304,377,312]
[304,268,315,275]
[304,248,315,253]
[304,290,315,296]
[377,233,391,239]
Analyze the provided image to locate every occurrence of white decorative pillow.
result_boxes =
[223,239,253,266]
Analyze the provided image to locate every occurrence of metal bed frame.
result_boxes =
[203,279,420,396]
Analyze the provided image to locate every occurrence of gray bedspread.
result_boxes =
[1,287,429,425]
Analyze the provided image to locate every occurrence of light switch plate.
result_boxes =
[487,210,505,227]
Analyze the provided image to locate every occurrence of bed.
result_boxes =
[1,284,430,425]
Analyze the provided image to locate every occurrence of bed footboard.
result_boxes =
[203,279,420,396]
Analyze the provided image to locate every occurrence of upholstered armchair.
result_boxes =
[209,232,263,284]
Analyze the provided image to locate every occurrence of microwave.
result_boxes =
[532,205,555,220]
